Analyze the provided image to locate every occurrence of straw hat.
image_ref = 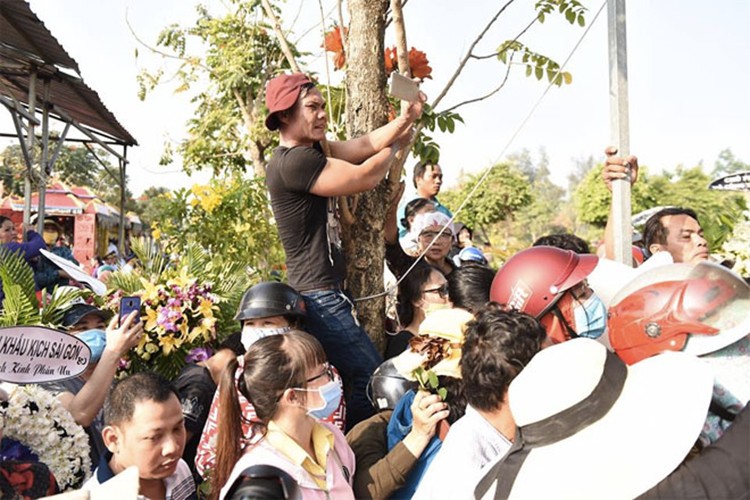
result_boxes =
[475,338,713,500]
[391,308,473,380]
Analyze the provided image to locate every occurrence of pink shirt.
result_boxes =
[194,357,347,478]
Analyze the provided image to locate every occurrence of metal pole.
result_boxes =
[23,72,37,241]
[607,0,632,266]
[118,150,127,258]
[37,80,51,234]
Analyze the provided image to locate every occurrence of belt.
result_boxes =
[299,283,340,293]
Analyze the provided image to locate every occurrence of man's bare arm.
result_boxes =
[310,147,400,197]
[328,93,424,164]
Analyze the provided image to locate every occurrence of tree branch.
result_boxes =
[125,10,212,74]
[337,0,348,54]
[429,0,517,111]
[441,57,514,114]
[260,0,302,73]
[423,10,538,125]
[387,0,411,185]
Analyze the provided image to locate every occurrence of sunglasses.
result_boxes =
[423,283,449,299]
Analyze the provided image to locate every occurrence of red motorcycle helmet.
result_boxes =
[608,261,750,365]
[490,246,598,319]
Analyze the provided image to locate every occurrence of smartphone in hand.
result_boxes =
[119,296,141,327]
[389,72,420,102]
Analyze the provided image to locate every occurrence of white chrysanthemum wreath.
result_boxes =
[0,383,91,490]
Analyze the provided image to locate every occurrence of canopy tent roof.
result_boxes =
[0,0,137,250]
[0,0,137,146]
[28,191,84,214]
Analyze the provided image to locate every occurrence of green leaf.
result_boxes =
[437,387,448,400]
[40,286,90,327]
[535,66,544,80]
[563,72,573,85]
[437,115,447,133]
[0,246,38,312]
[427,370,439,388]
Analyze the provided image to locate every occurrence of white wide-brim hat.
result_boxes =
[701,333,750,405]
[475,338,713,500]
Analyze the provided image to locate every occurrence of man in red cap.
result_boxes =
[264,72,424,429]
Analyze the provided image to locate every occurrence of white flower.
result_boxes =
[0,384,92,490]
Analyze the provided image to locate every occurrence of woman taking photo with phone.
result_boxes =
[214,330,355,500]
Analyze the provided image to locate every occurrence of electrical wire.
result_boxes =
[354,0,608,303]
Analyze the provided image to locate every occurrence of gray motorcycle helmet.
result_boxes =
[367,358,417,411]
[235,282,306,322]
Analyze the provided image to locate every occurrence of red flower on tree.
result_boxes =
[383,47,432,80]
[323,26,347,70]
[323,25,432,80]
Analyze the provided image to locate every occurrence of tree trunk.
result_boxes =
[343,0,390,352]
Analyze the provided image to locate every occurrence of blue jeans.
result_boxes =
[302,289,382,429]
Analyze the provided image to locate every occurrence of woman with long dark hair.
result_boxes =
[214,330,355,500]
[385,262,450,359]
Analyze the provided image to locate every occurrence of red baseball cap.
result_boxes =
[264,73,313,131]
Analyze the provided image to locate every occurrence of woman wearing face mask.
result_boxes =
[489,246,607,344]
[194,282,346,482]
[386,262,450,359]
[215,331,356,500]
[39,306,144,470]
[31,217,78,293]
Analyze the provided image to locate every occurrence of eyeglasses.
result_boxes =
[419,231,453,241]
[423,283,449,299]
[306,363,334,384]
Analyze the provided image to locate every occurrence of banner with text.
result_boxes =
[0,326,91,383]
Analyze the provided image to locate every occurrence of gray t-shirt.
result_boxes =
[265,143,346,291]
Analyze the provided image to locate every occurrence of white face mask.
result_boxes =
[240,325,293,351]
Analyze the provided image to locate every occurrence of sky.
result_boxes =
[4,0,749,198]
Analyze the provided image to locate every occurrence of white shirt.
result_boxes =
[413,405,512,500]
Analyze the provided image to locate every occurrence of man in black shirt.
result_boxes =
[264,72,423,428]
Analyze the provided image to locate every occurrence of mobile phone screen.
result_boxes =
[119,296,141,327]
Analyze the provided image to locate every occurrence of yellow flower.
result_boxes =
[188,317,216,343]
[199,193,221,213]
[152,227,161,240]
[144,307,159,332]
[136,332,151,353]
[140,279,161,303]
[190,184,222,213]
[159,335,179,356]
[167,267,192,290]
[178,320,190,340]
[195,297,215,318]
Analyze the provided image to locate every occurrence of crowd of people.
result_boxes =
[1,72,748,500]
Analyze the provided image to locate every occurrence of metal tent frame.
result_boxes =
[0,0,137,254]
